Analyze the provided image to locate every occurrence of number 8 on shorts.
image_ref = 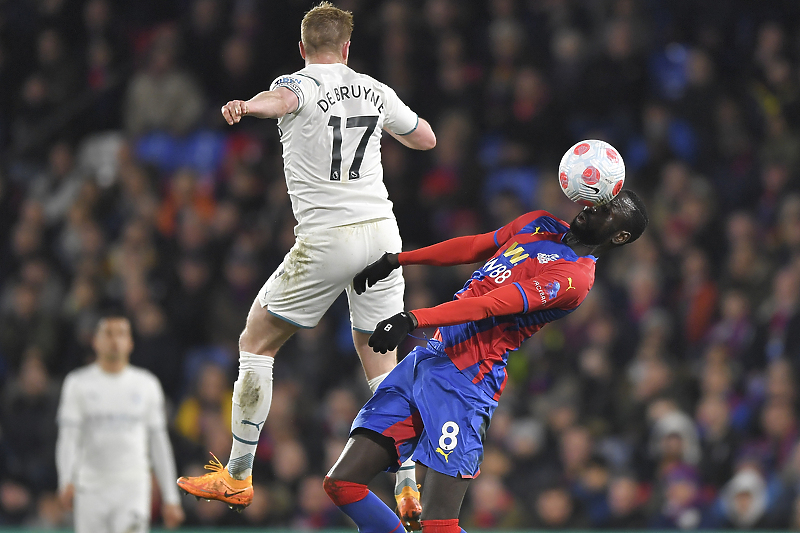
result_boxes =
[438,421,460,451]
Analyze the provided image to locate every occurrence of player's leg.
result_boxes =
[347,218,406,384]
[179,231,357,509]
[227,298,298,480]
[74,486,112,533]
[109,481,150,533]
[353,330,397,382]
[347,218,405,384]
[354,332,422,530]
[348,218,421,529]
[324,431,406,533]
[417,464,471,533]
[410,355,498,533]
[177,296,298,509]
[325,350,422,533]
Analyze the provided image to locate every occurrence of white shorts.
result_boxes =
[74,480,151,533]
[258,218,404,331]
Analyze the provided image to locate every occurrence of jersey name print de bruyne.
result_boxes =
[271,63,418,232]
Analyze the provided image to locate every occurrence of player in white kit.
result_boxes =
[176,2,435,529]
[57,315,184,532]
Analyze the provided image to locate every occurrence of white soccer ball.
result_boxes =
[558,139,625,206]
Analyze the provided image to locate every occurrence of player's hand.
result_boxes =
[162,503,185,529]
[59,484,75,511]
[369,311,417,353]
[354,253,400,294]
[221,99,249,125]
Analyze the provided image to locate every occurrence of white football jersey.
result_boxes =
[57,364,167,487]
[270,63,419,233]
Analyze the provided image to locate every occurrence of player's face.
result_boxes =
[93,318,134,361]
[569,202,622,245]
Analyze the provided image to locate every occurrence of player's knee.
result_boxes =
[239,326,270,355]
[238,327,253,351]
[322,476,337,499]
[323,476,368,507]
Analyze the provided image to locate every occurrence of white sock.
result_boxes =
[368,371,390,394]
[367,372,419,499]
[395,459,418,497]
[227,352,273,480]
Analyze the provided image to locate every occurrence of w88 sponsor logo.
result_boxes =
[482,257,512,283]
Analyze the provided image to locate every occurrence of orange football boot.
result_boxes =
[396,485,422,531]
[177,453,253,512]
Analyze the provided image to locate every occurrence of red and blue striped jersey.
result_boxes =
[402,211,596,400]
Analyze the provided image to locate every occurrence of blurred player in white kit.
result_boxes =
[176,2,436,529]
[56,315,184,532]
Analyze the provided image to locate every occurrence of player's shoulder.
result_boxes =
[127,365,162,385]
[271,68,321,93]
[291,66,323,86]
[522,210,570,234]
[65,363,99,383]
[348,70,399,96]
[344,67,382,86]
[546,255,596,292]
[503,210,570,238]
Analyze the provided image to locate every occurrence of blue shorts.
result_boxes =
[351,340,498,478]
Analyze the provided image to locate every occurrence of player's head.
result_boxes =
[569,190,648,248]
[300,2,353,62]
[93,314,134,364]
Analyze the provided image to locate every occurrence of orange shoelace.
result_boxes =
[202,453,225,474]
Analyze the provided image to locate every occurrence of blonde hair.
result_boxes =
[301,2,353,56]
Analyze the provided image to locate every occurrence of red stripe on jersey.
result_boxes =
[471,359,494,385]
[494,370,509,401]
[381,411,423,459]
[447,323,529,371]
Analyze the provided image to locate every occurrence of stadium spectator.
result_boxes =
[529,482,588,529]
[124,26,205,137]
[606,472,648,529]
[1,352,59,494]
[716,469,771,529]
[650,465,704,529]
[174,361,232,458]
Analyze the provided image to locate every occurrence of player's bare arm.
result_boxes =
[221,87,299,124]
[59,483,75,510]
[162,503,185,529]
[385,117,436,150]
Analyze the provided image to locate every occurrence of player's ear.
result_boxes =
[299,41,306,59]
[342,41,350,63]
[612,230,631,245]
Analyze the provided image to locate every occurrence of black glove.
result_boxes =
[368,311,418,353]
[354,253,400,295]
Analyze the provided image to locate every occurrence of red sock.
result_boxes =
[421,518,460,533]
[323,476,369,506]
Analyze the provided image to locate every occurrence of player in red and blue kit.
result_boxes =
[322,190,648,533]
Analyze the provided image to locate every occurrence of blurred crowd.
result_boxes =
[3,0,800,529]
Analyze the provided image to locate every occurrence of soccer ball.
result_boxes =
[558,140,625,206]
